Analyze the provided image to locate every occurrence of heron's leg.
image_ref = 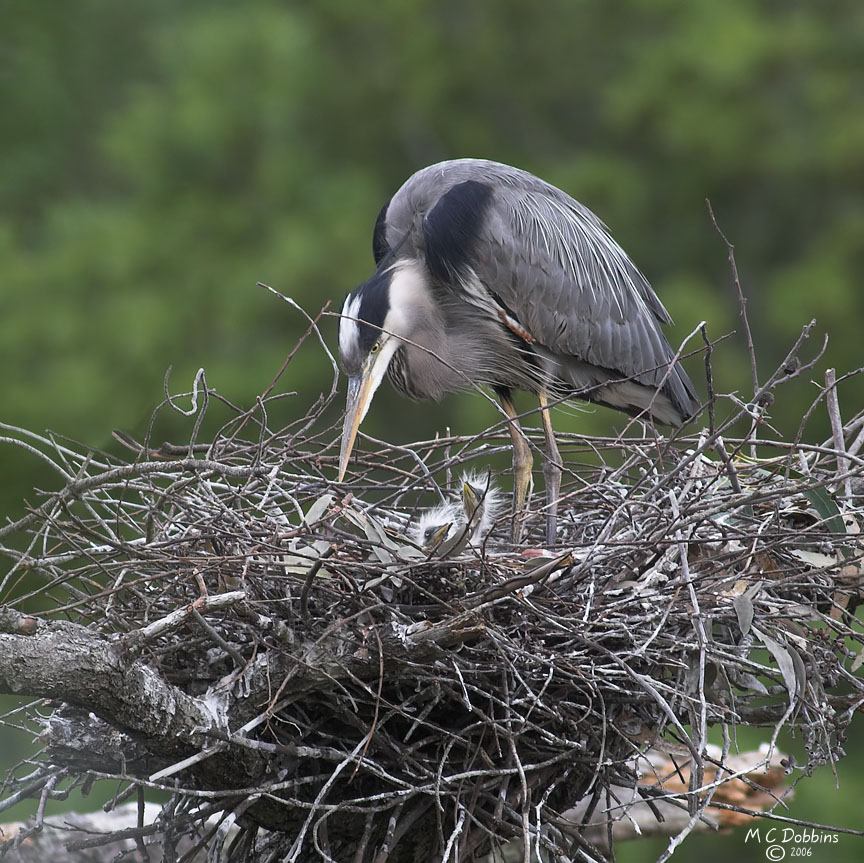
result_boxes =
[538,391,562,547]
[496,389,533,542]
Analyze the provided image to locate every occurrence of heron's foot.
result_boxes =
[544,511,557,547]
[505,424,533,546]
[510,507,528,544]
[510,480,533,544]
[510,463,533,545]
[543,458,561,548]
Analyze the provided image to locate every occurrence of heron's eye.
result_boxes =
[370,342,381,354]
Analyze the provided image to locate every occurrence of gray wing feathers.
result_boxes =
[481,185,685,393]
[385,159,697,418]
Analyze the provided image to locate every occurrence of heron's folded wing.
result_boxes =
[424,177,697,417]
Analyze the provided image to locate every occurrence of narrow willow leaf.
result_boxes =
[733,593,754,637]
[304,493,334,526]
[801,486,849,556]
[435,525,471,558]
[789,549,837,568]
[755,627,800,709]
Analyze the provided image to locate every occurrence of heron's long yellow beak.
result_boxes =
[337,337,398,482]
[338,374,373,482]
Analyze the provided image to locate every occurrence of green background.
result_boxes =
[1,1,862,858]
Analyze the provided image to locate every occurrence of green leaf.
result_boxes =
[754,627,803,713]
[801,485,847,540]
[303,493,334,526]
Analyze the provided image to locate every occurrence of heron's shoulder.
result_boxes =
[391,161,600,242]
[385,161,510,263]
[398,159,547,204]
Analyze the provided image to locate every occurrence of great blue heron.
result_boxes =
[337,159,698,544]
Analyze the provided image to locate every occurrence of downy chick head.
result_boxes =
[411,471,503,550]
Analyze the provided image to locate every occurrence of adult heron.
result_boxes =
[336,159,698,544]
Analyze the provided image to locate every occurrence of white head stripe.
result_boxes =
[339,294,364,359]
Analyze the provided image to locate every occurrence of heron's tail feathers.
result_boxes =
[589,378,695,427]
[549,352,698,427]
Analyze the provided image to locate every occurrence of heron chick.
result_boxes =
[411,471,503,551]
[337,159,699,545]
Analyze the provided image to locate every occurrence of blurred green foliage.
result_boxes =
[1,0,863,857]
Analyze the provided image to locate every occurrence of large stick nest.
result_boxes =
[1,319,864,862]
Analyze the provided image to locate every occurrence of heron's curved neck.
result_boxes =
[388,260,464,400]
